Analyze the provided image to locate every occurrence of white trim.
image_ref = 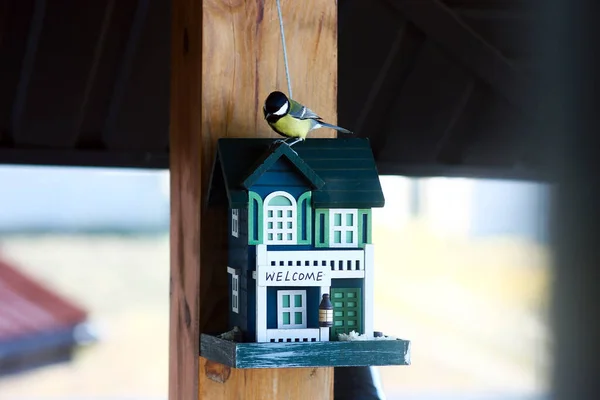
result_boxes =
[330,270,364,279]
[227,267,239,314]
[231,274,239,314]
[329,209,359,248]
[231,209,239,238]
[364,244,375,339]
[257,248,365,281]
[264,249,364,272]
[256,246,268,342]
[277,290,307,329]
[256,285,267,342]
[263,191,297,245]
[319,327,329,342]
[266,328,319,342]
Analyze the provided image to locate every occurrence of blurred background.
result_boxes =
[0,166,551,400]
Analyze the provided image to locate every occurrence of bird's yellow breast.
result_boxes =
[270,115,314,139]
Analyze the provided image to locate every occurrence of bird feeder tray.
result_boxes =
[200,333,411,369]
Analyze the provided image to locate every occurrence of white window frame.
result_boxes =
[263,191,297,245]
[231,209,239,238]
[329,209,359,248]
[231,274,239,314]
[277,290,306,329]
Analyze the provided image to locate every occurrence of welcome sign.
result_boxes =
[257,265,331,287]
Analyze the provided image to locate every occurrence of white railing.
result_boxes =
[266,328,320,343]
[264,249,365,273]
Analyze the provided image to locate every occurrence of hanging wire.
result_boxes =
[276,0,293,99]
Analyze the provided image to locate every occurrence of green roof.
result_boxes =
[208,138,385,209]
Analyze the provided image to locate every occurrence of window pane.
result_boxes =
[287,210,292,217]
[277,233,282,240]
[277,222,283,229]
[270,195,292,206]
[294,312,302,324]
[333,292,343,298]
[268,210,273,217]
[287,222,292,229]
[294,294,302,307]
[347,311,356,317]
[334,231,341,243]
[277,210,283,217]
[347,292,355,298]
[334,311,344,317]
[282,295,290,308]
[346,231,353,243]
[283,312,290,325]
[268,233,273,240]
[287,233,292,240]
[334,320,343,326]
[347,302,356,307]
[347,320,355,326]
[334,213,342,226]
[346,213,353,226]
[268,222,273,229]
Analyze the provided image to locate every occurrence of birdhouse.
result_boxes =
[202,138,411,369]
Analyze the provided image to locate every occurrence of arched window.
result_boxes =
[263,191,297,244]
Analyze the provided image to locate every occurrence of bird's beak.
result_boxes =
[264,112,271,120]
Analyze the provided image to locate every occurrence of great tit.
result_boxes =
[263,91,353,147]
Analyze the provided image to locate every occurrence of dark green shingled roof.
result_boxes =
[208,138,385,209]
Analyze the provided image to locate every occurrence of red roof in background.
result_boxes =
[0,257,88,342]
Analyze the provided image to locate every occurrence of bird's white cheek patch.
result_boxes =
[273,102,289,116]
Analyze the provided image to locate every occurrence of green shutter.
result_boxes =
[315,209,329,248]
[297,191,312,244]
[248,191,263,244]
[358,209,371,246]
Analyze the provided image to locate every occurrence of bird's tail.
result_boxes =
[318,122,354,134]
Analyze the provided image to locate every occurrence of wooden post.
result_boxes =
[169,1,338,399]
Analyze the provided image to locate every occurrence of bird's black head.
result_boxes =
[263,91,290,121]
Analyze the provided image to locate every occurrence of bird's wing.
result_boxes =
[289,99,322,120]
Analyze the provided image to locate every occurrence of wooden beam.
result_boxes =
[387,0,534,115]
[169,0,337,399]
[376,161,551,182]
[0,147,167,169]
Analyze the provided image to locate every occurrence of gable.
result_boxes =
[249,157,313,199]
[242,142,325,191]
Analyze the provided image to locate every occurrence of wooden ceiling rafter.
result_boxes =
[9,0,44,145]
[387,0,533,116]
[101,0,148,149]
[351,19,432,161]
[0,0,543,179]
[376,39,478,163]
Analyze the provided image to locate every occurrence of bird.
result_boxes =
[263,91,353,147]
